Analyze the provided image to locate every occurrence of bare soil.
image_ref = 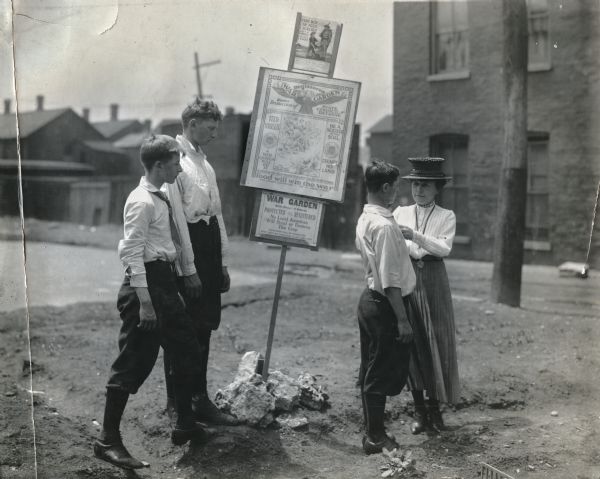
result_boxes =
[1,234,600,479]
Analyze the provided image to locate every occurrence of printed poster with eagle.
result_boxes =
[241,67,361,203]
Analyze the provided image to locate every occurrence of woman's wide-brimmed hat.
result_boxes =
[402,157,452,180]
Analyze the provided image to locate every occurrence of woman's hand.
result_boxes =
[399,226,414,241]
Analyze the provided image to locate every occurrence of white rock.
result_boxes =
[267,370,300,412]
[228,380,275,426]
[550,410,559,417]
[235,351,263,382]
[276,413,308,430]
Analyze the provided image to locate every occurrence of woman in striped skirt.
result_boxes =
[393,157,460,434]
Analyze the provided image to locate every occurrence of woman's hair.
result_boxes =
[411,178,448,192]
[365,160,400,193]
[181,97,223,127]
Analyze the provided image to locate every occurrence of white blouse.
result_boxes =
[392,203,456,259]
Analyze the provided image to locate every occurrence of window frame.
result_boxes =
[525,132,550,243]
[428,0,471,80]
[527,0,552,72]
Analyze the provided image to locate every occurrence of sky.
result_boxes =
[1,0,399,140]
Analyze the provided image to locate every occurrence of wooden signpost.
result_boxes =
[240,13,360,379]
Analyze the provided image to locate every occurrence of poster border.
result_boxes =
[240,67,361,204]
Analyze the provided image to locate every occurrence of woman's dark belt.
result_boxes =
[411,255,443,269]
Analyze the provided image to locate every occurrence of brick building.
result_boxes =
[393,0,600,266]
[366,114,393,165]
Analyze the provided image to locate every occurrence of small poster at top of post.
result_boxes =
[288,13,342,77]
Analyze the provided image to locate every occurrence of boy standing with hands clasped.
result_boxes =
[355,160,416,454]
[94,135,210,470]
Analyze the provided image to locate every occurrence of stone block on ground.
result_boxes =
[276,413,309,430]
[267,370,301,412]
[227,380,275,427]
[234,351,263,382]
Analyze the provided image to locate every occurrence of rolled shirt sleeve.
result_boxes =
[118,200,152,288]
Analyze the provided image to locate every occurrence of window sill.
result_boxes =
[427,71,471,82]
[528,62,552,73]
[524,240,551,251]
[454,235,471,245]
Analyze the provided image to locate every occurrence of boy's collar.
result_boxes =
[364,203,394,218]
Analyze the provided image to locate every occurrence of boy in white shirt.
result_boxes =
[94,135,210,470]
[355,160,415,454]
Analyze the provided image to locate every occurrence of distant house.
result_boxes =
[114,131,148,176]
[92,104,148,142]
[155,118,181,138]
[0,159,111,225]
[0,99,138,225]
[71,140,133,175]
[0,100,104,162]
[366,114,393,165]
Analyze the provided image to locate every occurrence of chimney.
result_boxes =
[4,99,10,115]
[82,108,90,121]
[225,106,235,116]
[36,95,44,111]
[110,103,119,121]
[143,119,152,132]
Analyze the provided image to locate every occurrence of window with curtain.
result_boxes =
[430,134,469,236]
[430,0,469,75]
[526,133,550,241]
[527,0,551,70]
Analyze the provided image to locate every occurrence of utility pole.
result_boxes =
[193,52,221,99]
[490,0,529,306]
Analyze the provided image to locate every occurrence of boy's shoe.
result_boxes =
[362,433,399,455]
[192,395,240,426]
[171,422,210,446]
[410,405,430,435]
[93,437,148,470]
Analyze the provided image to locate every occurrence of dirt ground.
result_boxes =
[1,226,600,479]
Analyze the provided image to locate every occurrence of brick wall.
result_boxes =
[393,0,600,266]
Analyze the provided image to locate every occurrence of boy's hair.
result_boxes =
[181,97,223,128]
[139,134,180,170]
[365,159,400,193]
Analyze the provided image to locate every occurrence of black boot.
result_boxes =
[94,388,147,470]
[427,398,445,432]
[410,390,429,435]
[362,393,399,455]
[171,380,210,446]
[192,393,240,426]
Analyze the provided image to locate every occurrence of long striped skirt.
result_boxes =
[407,258,460,404]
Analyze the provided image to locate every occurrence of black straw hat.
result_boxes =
[402,157,452,180]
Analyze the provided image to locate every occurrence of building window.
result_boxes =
[527,0,551,71]
[430,0,469,76]
[430,134,469,236]
[526,133,549,241]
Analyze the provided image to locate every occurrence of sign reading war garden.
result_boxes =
[250,191,324,250]
[241,67,361,203]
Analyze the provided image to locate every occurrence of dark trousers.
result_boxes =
[165,217,223,399]
[357,288,412,397]
[107,261,203,394]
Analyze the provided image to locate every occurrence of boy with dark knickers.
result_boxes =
[93,135,210,470]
